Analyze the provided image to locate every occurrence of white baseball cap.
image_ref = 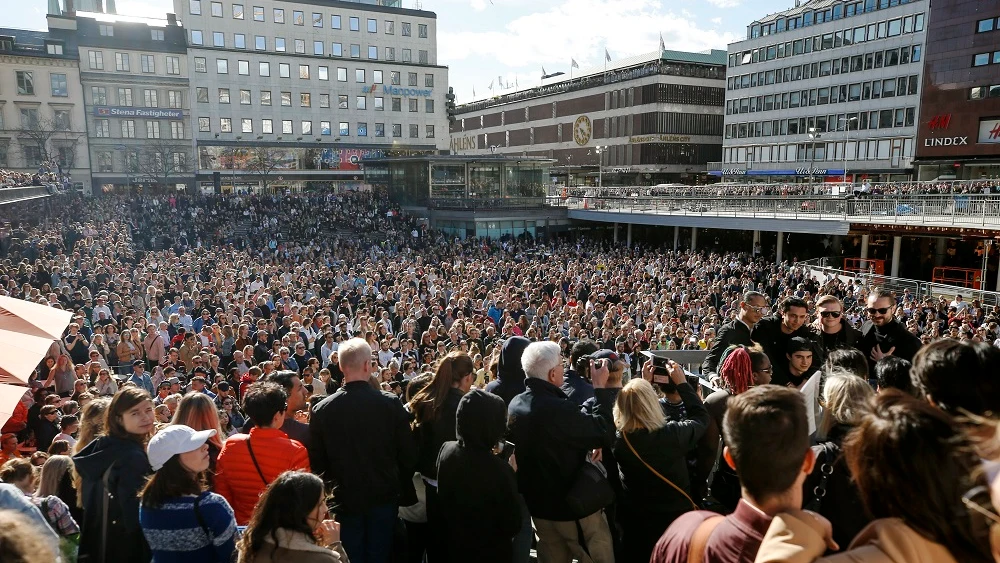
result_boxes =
[146,425,217,471]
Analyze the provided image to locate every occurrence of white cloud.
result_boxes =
[706,0,743,8]
[469,0,489,11]
[711,17,723,25]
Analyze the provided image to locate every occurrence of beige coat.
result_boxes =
[239,528,348,563]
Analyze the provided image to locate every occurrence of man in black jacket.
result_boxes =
[702,291,769,375]
[751,297,820,387]
[507,341,619,562]
[309,338,417,563]
[859,288,922,373]
[814,295,862,354]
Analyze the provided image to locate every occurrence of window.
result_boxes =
[219,88,230,103]
[92,86,107,105]
[253,6,264,21]
[239,60,250,75]
[282,120,293,134]
[385,47,395,61]
[121,120,136,138]
[977,18,996,33]
[301,121,312,135]
[217,59,228,73]
[368,18,377,32]
[279,63,290,78]
[350,17,360,31]
[297,64,308,79]
[189,0,201,14]
[140,54,155,73]
[166,56,180,75]
[314,41,324,55]
[329,42,342,57]
[319,66,328,80]
[99,24,114,36]
[118,88,133,106]
[259,62,270,76]
[425,74,434,87]
[211,1,222,16]
[385,20,394,34]
[390,71,400,85]
[168,90,182,108]
[294,39,305,54]
[368,46,378,59]
[170,121,184,139]
[254,35,266,50]
[319,94,329,108]
[240,89,251,104]
[339,95,348,109]
[374,70,383,84]
[313,12,323,27]
[357,122,367,136]
[260,90,271,105]
[191,30,203,44]
[409,124,418,138]
[293,10,303,25]
[151,29,164,41]
[220,118,232,132]
[426,124,435,138]
[195,57,206,72]
[350,44,361,58]
[95,151,113,172]
[332,15,341,29]
[392,123,401,137]
[196,87,208,102]
[408,72,418,86]
[50,73,67,96]
[199,117,211,132]
[242,118,253,133]
[212,31,224,46]
[356,69,365,82]
[409,98,418,112]
[339,122,350,135]
[418,24,428,38]
[233,4,244,18]
[402,49,411,62]
[402,22,411,36]
[337,67,347,81]
[301,93,311,107]
[356,96,366,109]
[374,96,384,110]
[974,53,990,66]
[391,97,401,111]
[96,119,111,137]
[375,123,385,137]
[281,91,291,106]
[19,108,38,128]
[425,99,434,113]
[88,51,103,70]
[144,89,158,107]
[273,7,283,22]
[262,119,272,133]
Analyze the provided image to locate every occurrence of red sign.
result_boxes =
[927,114,952,130]
[990,123,1000,140]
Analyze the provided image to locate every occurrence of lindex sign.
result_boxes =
[923,137,968,146]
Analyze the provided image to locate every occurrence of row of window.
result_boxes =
[733,13,925,68]
[13,71,69,97]
[0,145,77,168]
[976,16,1000,33]
[90,87,184,109]
[93,151,186,174]
[727,75,919,115]
[92,119,185,139]
[191,57,434,89]
[97,24,165,41]
[970,85,1000,100]
[8,107,73,130]
[728,44,921,91]
[190,32,429,63]
[86,50,182,75]
[749,0,918,39]
[972,51,1000,67]
[206,117,433,138]
[725,107,917,139]
[724,137,913,165]
[194,87,435,113]
[188,0,429,37]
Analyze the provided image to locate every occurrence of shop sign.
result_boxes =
[450,135,478,152]
[979,119,1000,144]
[628,134,692,144]
[923,137,968,147]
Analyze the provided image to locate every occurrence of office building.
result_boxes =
[716,0,928,182]
[177,0,449,192]
[449,50,727,187]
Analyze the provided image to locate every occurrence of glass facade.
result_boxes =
[368,158,551,203]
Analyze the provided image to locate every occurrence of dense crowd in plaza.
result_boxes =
[0,166,73,191]
[2,188,1000,563]
[567,179,1000,199]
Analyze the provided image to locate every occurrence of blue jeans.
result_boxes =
[338,503,398,563]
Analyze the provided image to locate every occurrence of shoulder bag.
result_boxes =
[622,430,698,510]
[245,437,269,486]
[565,455,615,519]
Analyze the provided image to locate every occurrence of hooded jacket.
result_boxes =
[73,434,152,563]
[436,390,522,563]
[484,336,530,406]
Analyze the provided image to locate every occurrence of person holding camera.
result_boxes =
[613,360,708,563]
[562,340,600,407]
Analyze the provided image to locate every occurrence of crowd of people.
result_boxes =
[2,188,1000,563]
[563,179,1000,199]
[0,165,73,191]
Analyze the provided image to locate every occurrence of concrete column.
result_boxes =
[753,230,761,255]
[626,223,633,248]
[890,236,902,277]
[673,226,680,251]
[691,227,698,251]
[934,237,948,267]
[860,234,870,269]
[613,222,619,244]
[776,231,785,263]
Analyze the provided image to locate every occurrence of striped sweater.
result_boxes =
[139,491,238,563]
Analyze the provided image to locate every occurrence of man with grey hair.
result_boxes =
[507,340,620,562]
[309,338,416,563]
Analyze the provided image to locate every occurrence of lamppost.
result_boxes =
[593,145,606,189]
[839,116,859,185]
[807,128,821,186]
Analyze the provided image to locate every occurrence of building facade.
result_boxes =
[717,0,928,182]
[0,27,91,193]
[176,0,449,193]
[913,0,1000,180]
[449,50,727,187]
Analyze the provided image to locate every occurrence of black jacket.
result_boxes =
[751,316,820,386]
[309,380,418,515]
[818,318,863,354]
[484,336,530,406]
[507,377,615,521]
[73,435,152,563]
[612,382,709,516]
[702,319,754,375]
[437,390,522,563]
[413,387,464,479]
[802,423,870,551]
[860,319,922,373]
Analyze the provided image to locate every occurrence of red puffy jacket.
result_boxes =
[215,427,310,524]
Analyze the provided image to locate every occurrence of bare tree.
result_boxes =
[246,146,284,193]
[16,115,82,172]
[135,137,190,191]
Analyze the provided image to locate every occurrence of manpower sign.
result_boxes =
[92,106,184,119]
[361,85,433,97]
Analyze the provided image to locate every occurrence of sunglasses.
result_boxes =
[819,311,842,318]
[747,305,770,314]
[866,306,892,315]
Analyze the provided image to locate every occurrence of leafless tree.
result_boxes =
[245,146,284,193]
[15,115,82,172]
[135,137,190,191]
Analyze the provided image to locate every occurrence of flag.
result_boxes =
[498,75,503,87]
[659,33,665,51]
[571,58,579,69]
[472,86,476,97]
[515,76,518,88]
[488,80,494,91]
[605,48,611,62]
[541,65,547,76]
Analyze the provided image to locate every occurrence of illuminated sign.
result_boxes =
[362,85,433,97]
[979,119,1000,144]
[923,136,968,147]
[92,106,183,119]
[927,114,952,130]
[628,134,692,144]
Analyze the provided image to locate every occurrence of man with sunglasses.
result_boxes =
[814,295,862,353]
[860,288,922,373]
[701,291,769,376]
[751,297,820,387]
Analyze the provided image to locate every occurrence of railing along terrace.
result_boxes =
[428,197,560,210]
[0,186,55,204]
[551,179,1000,199]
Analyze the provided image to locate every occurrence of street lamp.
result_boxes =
[593,145,606,189]
[839,116,859,185]
[807,127,821,186]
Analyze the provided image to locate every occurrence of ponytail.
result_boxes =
[409,351,474,425]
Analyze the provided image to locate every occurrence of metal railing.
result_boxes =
[551,179,1000,198]
[0,186,54,204]
[559,194,1000,228]
[428,197,562,210]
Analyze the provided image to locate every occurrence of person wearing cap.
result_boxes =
[786,336,817,389]
[562,339,599,407]
[140,425,237,563]
[127,360,155,395]
[190,374,218,400]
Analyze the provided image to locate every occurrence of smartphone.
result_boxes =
[650,356,672,384]
[497,441,515,461]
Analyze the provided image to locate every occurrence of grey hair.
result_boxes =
[522,341,562,380]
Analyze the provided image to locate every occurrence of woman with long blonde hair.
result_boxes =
[171,392,226,486]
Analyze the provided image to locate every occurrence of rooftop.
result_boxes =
[0,27,78,58]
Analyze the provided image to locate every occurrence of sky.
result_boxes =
[6,0,793,105]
